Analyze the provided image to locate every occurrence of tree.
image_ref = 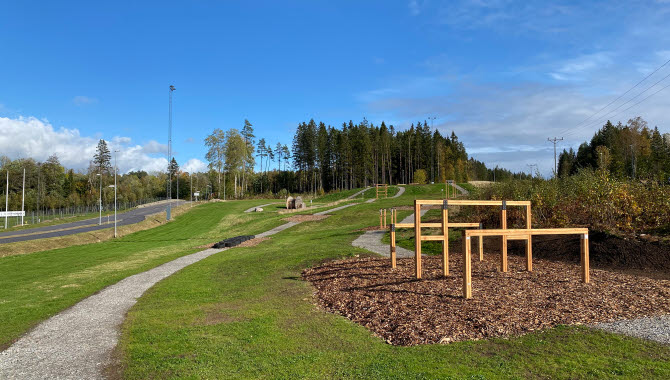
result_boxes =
[93,139,112,175]
[241,119,255,196]
[205,128,227,198]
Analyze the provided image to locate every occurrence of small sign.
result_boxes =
[0,211,25,217]
[194,192,200,197]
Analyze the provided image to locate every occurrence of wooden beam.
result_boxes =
[526,205,532,271]
[390,223,396,269]
[464,228,589,237]
[420,235,445,241]
[442,206,449,277]
[393,222,479,229]
[395,223,414,228]
[415,199,531,207]
[501,204,508,272]
[463,231,472,299]
[414,200,422,279]
[581,233,590,283]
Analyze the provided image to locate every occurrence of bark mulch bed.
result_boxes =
[303,254,670,346]
[282,215,330,223]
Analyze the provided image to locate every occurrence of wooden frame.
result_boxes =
[462,228,590,298]
[375,184,389,199]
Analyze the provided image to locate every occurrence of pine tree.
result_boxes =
[93,139,112,175]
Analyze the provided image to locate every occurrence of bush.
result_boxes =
[414,169,428,185]
[474,170,670,235]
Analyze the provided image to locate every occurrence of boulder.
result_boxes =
[286,196,295,209]
[294,196,305,209]
[255,207,264,212]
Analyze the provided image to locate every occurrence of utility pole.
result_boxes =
[547,137,563,177]
[190,172,193,207]
[630,144,636,180]
[167,85,175,220]
[428,116,437,183]
[526,164,537,178]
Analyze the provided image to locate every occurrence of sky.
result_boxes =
[1,0,670,176]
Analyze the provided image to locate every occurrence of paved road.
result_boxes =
[0,201,186,245]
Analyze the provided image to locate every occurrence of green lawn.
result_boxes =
[0,199,288,349]
[116,185,670,379]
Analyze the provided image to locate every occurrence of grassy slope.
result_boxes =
[118,185,670,379]
[0,199,287,348]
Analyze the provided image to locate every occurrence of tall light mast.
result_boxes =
[167,85,175,220]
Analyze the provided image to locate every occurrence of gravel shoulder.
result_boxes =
[592,315,670,345]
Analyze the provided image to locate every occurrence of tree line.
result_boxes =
[558,117,670,182]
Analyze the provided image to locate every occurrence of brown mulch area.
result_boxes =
[303,254,670,346]
[236,237,271,247]
[282,214,330,222]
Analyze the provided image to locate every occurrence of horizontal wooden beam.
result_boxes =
[394,222,480,229]
[465,228,588,237]
[507,235,530,240]
[415,200,531,207]
[420,235,445,241]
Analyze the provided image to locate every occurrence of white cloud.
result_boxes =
[182,158,207,173]
[549,52,613,81]
[409,0,420,16]
[0,116,202,174]
[72,96,97,106]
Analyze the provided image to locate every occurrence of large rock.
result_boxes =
[294,196,305,209]
[254,207,264,212]
[286,196,295,209]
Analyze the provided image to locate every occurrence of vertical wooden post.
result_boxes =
[581,233,590,283]
[414,200,422,279]
[525,204,533,271]
[500,201,508,272]
[390,223,396,268]
[383,209,387,228]
[441,200,449,277]
[463,231,472,299]
[478,223,484,261]
[379,209,383,228]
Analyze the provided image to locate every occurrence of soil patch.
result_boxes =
[282,215,330,223]
[236,237,271,248]
[303,255,670,346]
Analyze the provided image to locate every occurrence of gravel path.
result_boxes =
[346,187,371,199]
[592,315,670,345]
[351,207,426,258]
[0,247,225,379]
[0,199,368,379]
[450,183,469,195]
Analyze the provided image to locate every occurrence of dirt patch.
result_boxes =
[236,237,271,248]
[355,226,387,232]
[282,214,330,223]
[303,255,670,346]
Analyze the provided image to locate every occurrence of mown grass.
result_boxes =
[118,185,670,379]
[0,199,288,349]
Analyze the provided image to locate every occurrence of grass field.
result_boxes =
[113,184,670,379]
[0,199,290,349]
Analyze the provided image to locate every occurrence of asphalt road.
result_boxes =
[0,201,186,245]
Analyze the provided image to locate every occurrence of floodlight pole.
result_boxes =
[114,150,119,237]
[4,170,8,229]
[167,85,176,220]
[98,172,102,225]
[21,168,25,226]
[190,173,193,207]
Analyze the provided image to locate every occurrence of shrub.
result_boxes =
[414,169,428,185]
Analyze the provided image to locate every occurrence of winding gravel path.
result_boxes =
[592,315,670,345]
[0,201,364,379]
[450,183,469,195]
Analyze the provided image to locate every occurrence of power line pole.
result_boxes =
[167,85,175,220]
[526,164,537,178]
[4,170,8,229]
[547,137,563,177]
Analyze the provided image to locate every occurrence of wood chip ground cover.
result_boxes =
[303,254,670,346]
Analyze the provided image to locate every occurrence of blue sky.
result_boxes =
[1,0,670,175]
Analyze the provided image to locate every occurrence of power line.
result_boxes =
[556,57,670,137]
[565,70,670,136]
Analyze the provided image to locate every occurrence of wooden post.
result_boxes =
[463,231,472,299]
[442,200,449,277]
[414,200,422,279]
[478,223,484,261]
[383,209,387,228]
[525,205,533,271]
[379,209,383,228]
[390,223,396,268]
[581,233,590,283]
[500,201,508,272]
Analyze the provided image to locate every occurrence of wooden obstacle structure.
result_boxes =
[387,199,589,299]
[375,184,388,199]
[445,180,455,199]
